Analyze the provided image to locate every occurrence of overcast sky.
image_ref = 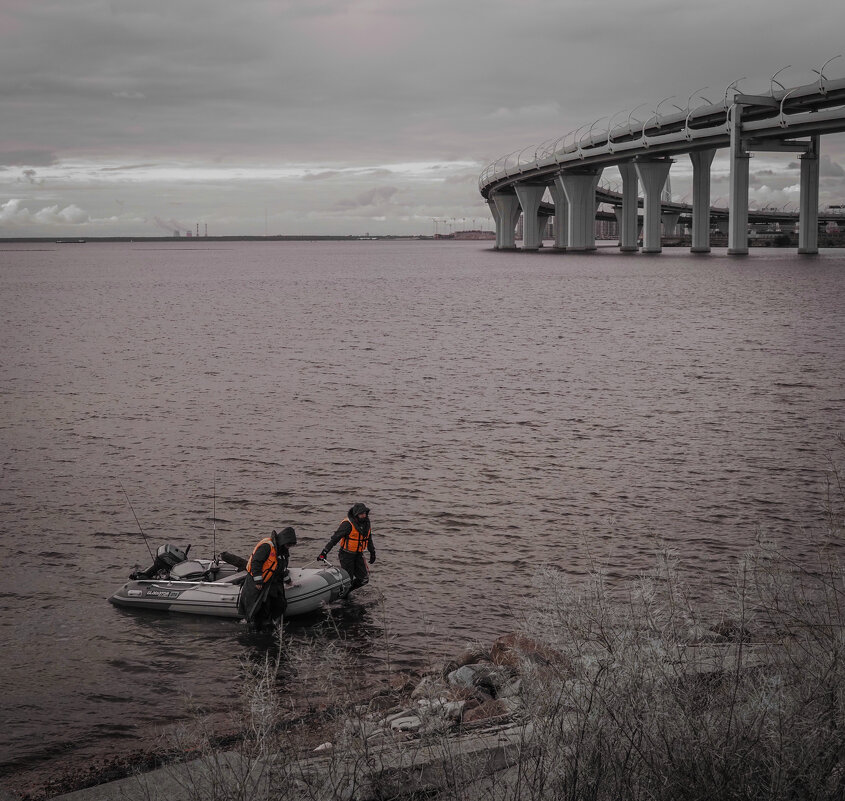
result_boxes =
[2,0,845,237]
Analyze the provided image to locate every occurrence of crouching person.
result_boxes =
[239,527,296,632]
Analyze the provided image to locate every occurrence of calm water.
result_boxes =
[1,240,844,781]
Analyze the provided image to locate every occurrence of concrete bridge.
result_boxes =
[479,61,845,255]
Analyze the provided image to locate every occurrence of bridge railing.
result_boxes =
[479,68,845,198]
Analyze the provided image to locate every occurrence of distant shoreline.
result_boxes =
[0,233,496,244]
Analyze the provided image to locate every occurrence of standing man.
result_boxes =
[318,502,376,591]
[239,527,296,632]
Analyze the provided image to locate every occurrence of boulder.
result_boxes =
[417,697,465,724]
[368,694,402,714]
[490,633,568,669]
[461,699,508,724]
[447,663,516,699]
[497,678,523,699]
[390,715,423,732]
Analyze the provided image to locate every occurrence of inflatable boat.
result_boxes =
[109,543,352,619]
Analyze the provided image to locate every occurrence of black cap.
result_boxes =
[350,503,370,517]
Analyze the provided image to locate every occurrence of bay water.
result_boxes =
[1,240,843,781]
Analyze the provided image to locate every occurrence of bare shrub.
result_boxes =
[517,532,845,801]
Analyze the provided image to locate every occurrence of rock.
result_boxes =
[446,665,479,689]
[490,633,568,669]
[344,718,385,741]
[368,694,402,714]
[417,697,465,724]
[444,685,489,709]
[390,715,423,732]
[447,663,516,699]
[384,709,416,726]
[462,699,508,724]
[497,678,522,699]
[499,696,523,715]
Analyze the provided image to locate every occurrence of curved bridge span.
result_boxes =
[479,66,845,255]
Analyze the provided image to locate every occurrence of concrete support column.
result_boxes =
[798,135,820,255]
[689,148,716,252]
[728,104,750,255]
[617,162,639,251]
[662,210,680,237]
[548,181,569,250]
[514,184,546,251]
[555,169,603,251]
[486,199,501,248]
[538,215,550,245]
[492,192,521,250]
[635,158,672,253]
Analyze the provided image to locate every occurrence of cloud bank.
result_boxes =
[1,0,844,236]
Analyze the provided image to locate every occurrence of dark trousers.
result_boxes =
[339,549,369,590]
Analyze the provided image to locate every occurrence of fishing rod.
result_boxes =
[119,480,154,560]
[212,472,218,563]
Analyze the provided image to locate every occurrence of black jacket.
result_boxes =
[324,518,376,558]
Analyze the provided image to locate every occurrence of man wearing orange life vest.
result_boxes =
[238,526,296,631]
[317,502,376,591]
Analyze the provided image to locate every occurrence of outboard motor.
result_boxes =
[130,543,190,579]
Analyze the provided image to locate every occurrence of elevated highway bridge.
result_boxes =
[479,62,845,255]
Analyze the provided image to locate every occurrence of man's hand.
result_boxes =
[317,550,328,562]
[369,551,376,564]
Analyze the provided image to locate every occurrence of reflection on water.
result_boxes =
[1,240,843,778]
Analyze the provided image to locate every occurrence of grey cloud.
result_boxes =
[302,171,342,181]
[99,163,160,172]
[786,156,843,176]
[153,215,189,233]
[820,155,845,177]
[332,186,399,211]
[0,150,57,167]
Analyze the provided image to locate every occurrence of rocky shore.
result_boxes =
[3,632,560,801]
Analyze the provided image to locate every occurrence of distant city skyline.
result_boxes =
[2,0,845,237]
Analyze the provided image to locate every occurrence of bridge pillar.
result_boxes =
[617,162,639,252]
[492,192,521,250]
[728,105,750,255]
[514,184,547,251]
[548,181,569,250]
[635,158,672,253]
[555,169,603,251]
[662,210,681,237]
[538,214,550,245]
[689,148,716,252]
[486,199,501,247]
[798,135,820,255]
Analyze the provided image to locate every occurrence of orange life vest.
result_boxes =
[340,517,371,553]
[246,537,278,582]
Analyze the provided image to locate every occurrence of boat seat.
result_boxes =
[170,560,212,581]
